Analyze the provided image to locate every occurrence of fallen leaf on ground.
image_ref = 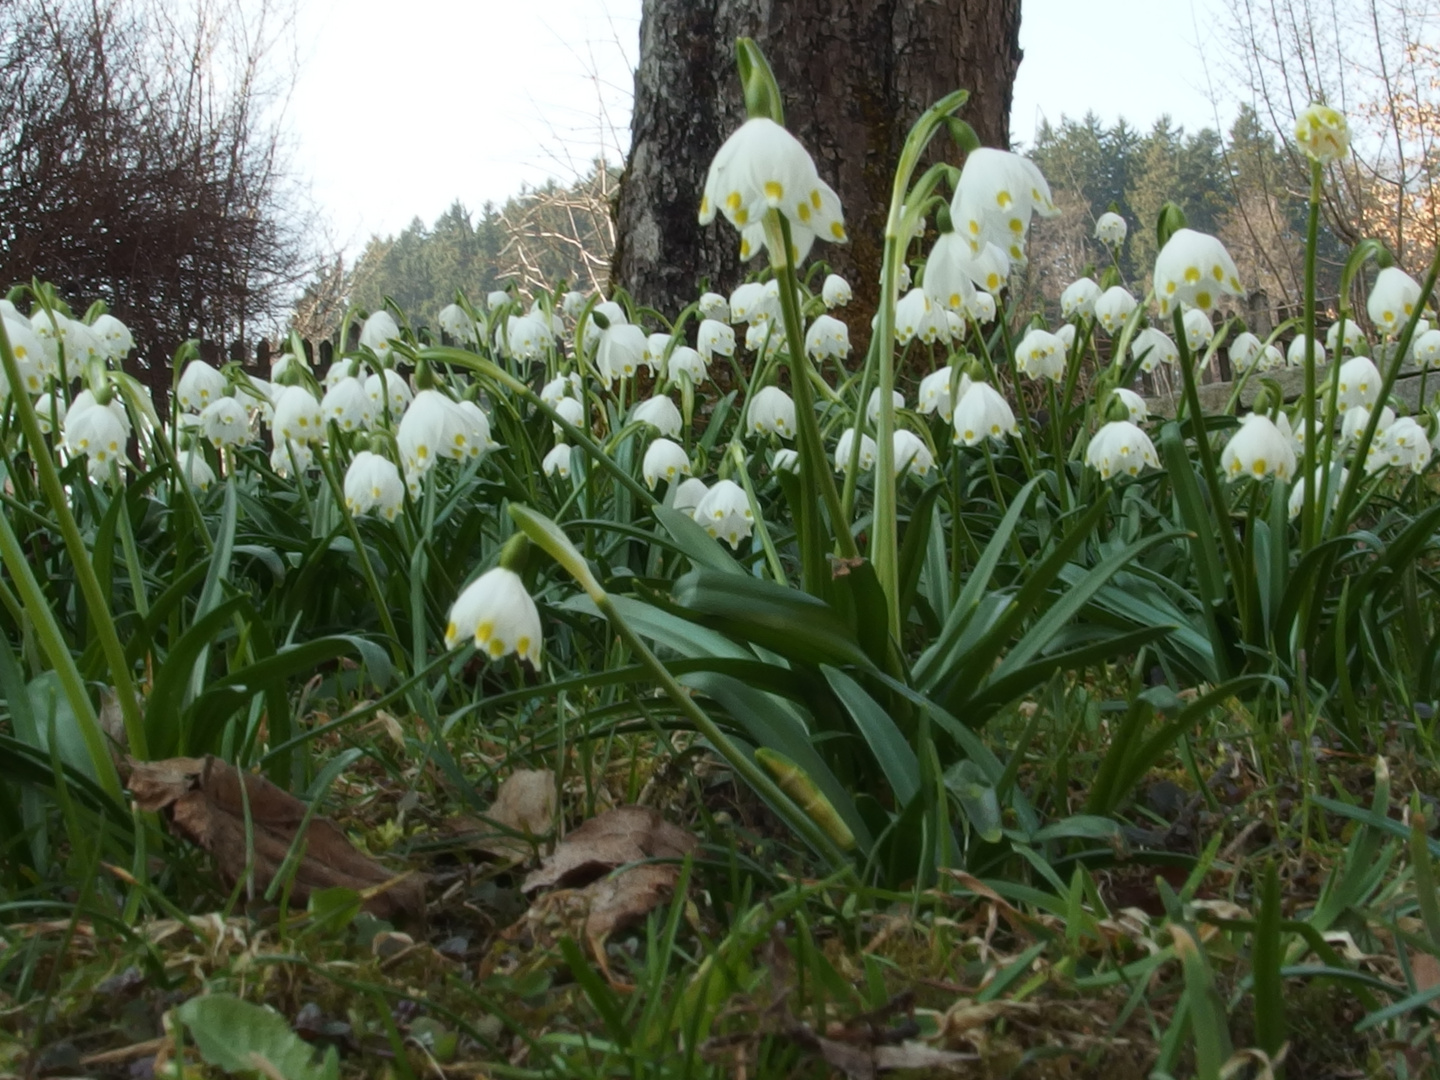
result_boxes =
[444,769,556,861]
[522,805,696,893]
[514,806,699,984]
[127,756,423,921]
[789,1023,975,1080]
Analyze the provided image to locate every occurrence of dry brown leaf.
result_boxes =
[127,755,424,921]
[522,805,697,894]
[1413,951,1440,992]
[516,806,699,985]
[790,1024,975,1080]
[445,769,556,862]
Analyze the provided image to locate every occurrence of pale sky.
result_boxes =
[287,0,1230,255]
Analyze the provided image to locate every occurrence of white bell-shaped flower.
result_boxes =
[745,321,783,359]
[398,390,475,475]
[1182,308,1215,351]
[1295,103,1350,164]
[540,375,576,406]
[1289,465,1347,519]
[1153,229,1244,317]
[551,396,585,438]
[321,377,375,432]
[1412,328,1440,367]
[1095,212,1127,246]
[697,319,736,360]
[748,386,796,439]
[666,346,708,385]
[805,315,850,360]
[1337,356,1382,409]
[1060,277,1101,319]
[835,428,878,472]
[178,359,228,413]
[486,290,512,311]
[921,232,979,312]
[895,289,948,347]
[270,385,324,445]
[729,282,769,324]
[694,478,754,548]
[64,398,129,463]
[561,291,588,320]
[498,313,552,363]
[33,391,66,434]
[1367,416,1430,474]
[542,443,574,479]
[360,311,402,360]
[596,322,649,384]
[179,449,215,491]
[771,448,800,474]
[345,451,405,520]
[700,117,847,249]
[949,148,1058,263]
[1015,328,1066,381]
[1086,421,1159,479]
[2,318,47,394]
[632,395,683,438]
[1326,319,1365,355]
[1286,335,1325,367]
[438,303,477,344]
[918,367,969,423]
[1341,404,1395,445]
[642,438,692,489]
[952,382,1016,446]
[366,369,413,416]
[1131,327,1178,372]
[1094,287,1138,335]
[822,274,852,308]
[671,477,708,518]
[892,429,934,478]
[867,387,905,424]
[198,396,251,448]
[967,291,997,325]
[1230,332,1263,372]
[1221,413,1296,481]
[445,567,543,665]
[1114,388,1148,421]
[271,439,313,477]
[698,292,729,321]
[90,314,134,362]
[646,333,674,373]
[1367,266,1423,337]
[457,401,498,457]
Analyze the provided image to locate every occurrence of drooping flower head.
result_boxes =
[699,117,846,263]
[1086,421,1159,479]
[1295,104,1350,164]
[949,148,1058,264]
[1153,229,1244,317]
[1367,266,1424,337]
[642,438,692,489]
[1094,287,1138,335]
[1094,212,1128,246]
[952,382,1016,446]
[1220,413,1297,481]
[694,479,754,548]
[445,567,543,665]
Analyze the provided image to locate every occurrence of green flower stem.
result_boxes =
[1300,160,1323,549]
[728,443,786,585]
[0,320,147,761]
[315,438,403,659]
[1046,379,1071,513]
[114,486,149,619]
[767,213,857,594]
[839,334,879,524]
[1173,308,1248,634]
[509,504,855,871]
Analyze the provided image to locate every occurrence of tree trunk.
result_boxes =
[612,0,1022,342]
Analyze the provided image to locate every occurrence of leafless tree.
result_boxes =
[0,0,309,397]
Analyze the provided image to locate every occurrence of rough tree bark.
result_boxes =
[612,0,1022,341]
